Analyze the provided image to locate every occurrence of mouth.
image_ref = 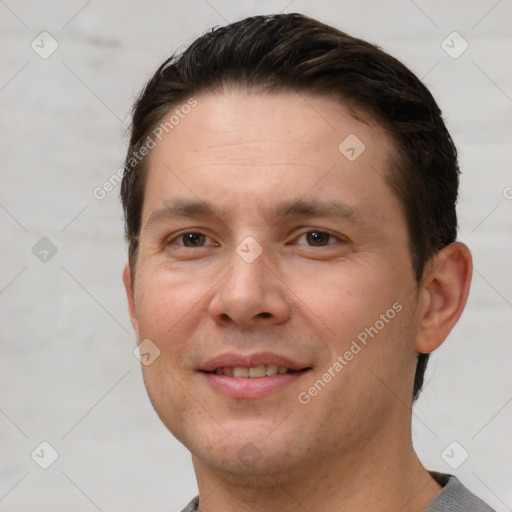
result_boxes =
[207,365,305,378]
[199,354,312,399]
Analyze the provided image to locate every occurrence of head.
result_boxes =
[121,13,471,482]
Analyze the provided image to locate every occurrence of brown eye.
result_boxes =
[181,233,207,247]
[305,231,333,246]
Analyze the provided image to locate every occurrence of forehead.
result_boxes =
[153,90,392,163]
[141,90,401,228]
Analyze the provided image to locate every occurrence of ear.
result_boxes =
[415,242,472,354]
[123,264,139,338]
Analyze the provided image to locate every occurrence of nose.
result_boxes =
[208,244,292,329]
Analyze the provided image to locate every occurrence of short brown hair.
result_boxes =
[121,13,460,401]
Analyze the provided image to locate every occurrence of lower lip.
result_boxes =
[201,371,310,399]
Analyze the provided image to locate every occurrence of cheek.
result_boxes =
[288,260,414,400]
[141,361,201,446]
[133,268,207,356]
[288,260,403,339]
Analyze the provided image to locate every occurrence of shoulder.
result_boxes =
[426,473,496,512]
[179,495,199,512]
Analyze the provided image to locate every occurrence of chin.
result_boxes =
[182,419,308,479]
[192,441,300,484]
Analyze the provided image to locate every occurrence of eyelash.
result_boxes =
[166,230,345,248]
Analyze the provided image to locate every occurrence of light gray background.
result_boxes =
[1,1,511,511]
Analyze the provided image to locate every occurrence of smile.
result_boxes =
[210,365,298,378]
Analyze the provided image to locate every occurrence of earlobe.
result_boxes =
[415,242,473,354]
[123,264,139,337]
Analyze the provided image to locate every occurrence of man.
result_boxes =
[121,13,494,512]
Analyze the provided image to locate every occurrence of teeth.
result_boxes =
[233,367,249,378]
[213,365,291,378]
[249,365,266,378]
[266,365,278,376]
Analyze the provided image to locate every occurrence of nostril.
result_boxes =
[258,312,271,318]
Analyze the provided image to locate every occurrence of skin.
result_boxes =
[123,90,472,512]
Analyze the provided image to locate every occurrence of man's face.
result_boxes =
[124,91,423,479]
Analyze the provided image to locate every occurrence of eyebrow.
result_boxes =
[145,198,372,230]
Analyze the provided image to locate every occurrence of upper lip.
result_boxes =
[200,352,311,372]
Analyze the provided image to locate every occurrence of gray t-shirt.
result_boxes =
[425,473,496,512]
[180,474,496,512]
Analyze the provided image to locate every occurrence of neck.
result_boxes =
[191,419,442,512]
